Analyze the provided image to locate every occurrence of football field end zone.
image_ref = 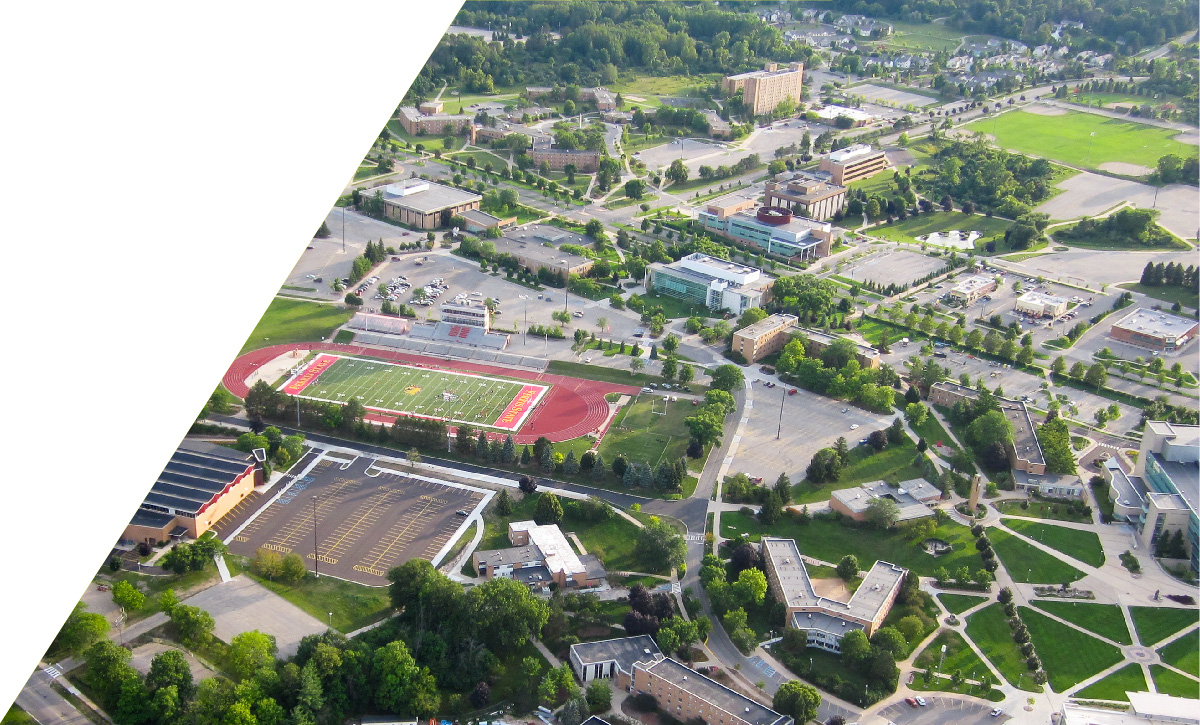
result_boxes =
[276,352,549,432]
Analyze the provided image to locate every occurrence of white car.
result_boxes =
[849,424,860,430]
[990,708,1004,717]
[915,697,926,707]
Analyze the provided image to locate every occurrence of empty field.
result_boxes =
[1074,664,1148,701]
[280,353,547,431]
[1028,601,1130,644]
[1129,607,1198,646]
[1003,520,1105,568]
[963,108,1198,170]
[239,297,354,356]
[1021,606,1124,692]
[989,527,1086,584]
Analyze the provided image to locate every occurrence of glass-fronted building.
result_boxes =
[1134,421,1199,572]
[646,253,773,314]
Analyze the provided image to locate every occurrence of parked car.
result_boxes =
[990,708,1004,717]
[788,388,798,395]
[906,698,919,708]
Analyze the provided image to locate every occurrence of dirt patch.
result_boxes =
[1172,132,1199,146]
[1025,104,1068,116]
[1099,162,1153,176]
[810,576,854,602]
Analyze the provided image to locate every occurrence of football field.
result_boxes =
[279,354,547,431]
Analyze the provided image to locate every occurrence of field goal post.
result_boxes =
[652,395,668,416]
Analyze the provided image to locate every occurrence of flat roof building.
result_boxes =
[123,440,260,545]
[698,207,833,261]
[631,657,792,725]
[732,314,798,364]
[527,146,601,172]
[795,326,880,369]
[647,253,774,315]
[949,274,998,304]
[498,224,595,276]
[1135,421,1198,572]
[461,209,515,234]
[569,635,662,686]
[722,62,804,116]
[761,537,906,652]
[440,299,491,332]
[372,178,481,230]
[819,144,888,185]
[471,520,606,591]
[1111,308,1199,352]
[1060,693,1199,724]
[763,171,848,221]
[830,479,940,522]
[1015,290,1069,318]
[395,106,473,136]
[928,382,1046,475]
[812,105,874,127]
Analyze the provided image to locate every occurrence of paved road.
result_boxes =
[14,667,90,725]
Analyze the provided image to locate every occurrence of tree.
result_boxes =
[281,552,307,583]
[635,517,686,572]
[678,363,694,384]
[666,159,689,185]
[111,580,145,611]
[229,630,278,680]
[733,568,768,607]
[467,577,551,651]
[169,604,215,648]
[630,357,645,375]
[1084,362,1108,390]
[839,629,872,667]
[535,492,564,525]
[806,448,842,484]
[585,680,611,713]
[905,402,929,427]
[837,555,859,581]
[865,497,901,529]
[624,178,646,199]
[773,681,821,725]
[710,364,744,392]
[146,649,196,701]
[867,429,889,451]
[372,640,440,716]
[756,490,782,525]
[773,472,792,505]
[495,489,514,516]
[871,627,908,658]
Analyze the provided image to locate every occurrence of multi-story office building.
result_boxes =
[763,171,848,221]
[721,62,805,116]
[697,205,832,260]
[761,537,906,653]
[1134,421,1198,572]
[647,253,773,314]
[731,314,798,363]
[818,144,889,185]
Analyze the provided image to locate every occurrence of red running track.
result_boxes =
[223,343,641,444]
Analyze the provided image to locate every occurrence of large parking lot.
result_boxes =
[873,695,1011,724]
[282,208,427,296]
[844,249,948,287]
[228,454,488,586]
[727,382,894,484]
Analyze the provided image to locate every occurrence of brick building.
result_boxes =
[1110,308,1199,352]
[722,62,805,116]
[569,635,662,686]
[763,171,848,221]
[471,521,606,591]
[795,327,880,368]
[371,179,481,230]
[928,381,1046,475]
[631,657,792,725]
[122,440,261,545]
[949,275,998,304]
[527,146,601,172]
[395,106,473,136]
[731,314,798,363]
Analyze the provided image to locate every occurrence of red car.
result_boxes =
[905,698,919,708]
[788,388,798,396]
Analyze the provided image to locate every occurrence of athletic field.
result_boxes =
[964,108,1198,169]
[279,354,547,431]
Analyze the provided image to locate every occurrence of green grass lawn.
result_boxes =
[938,593,988,614]
[963,109,1198,170]
[909,674,1007,701]
[449,149,511,171]
[1003,520,1105,568]
[873,20,964,52]
[1118,282,1199,311]
[794,437,928,503]
[2,706,37,725]
[1074,663,1149,701]
[909,411,959,450]
[1129,607,1199,646]
[1157,629,1199,677]
[606,194,659,210]
[238,297,354,356]
[1021,606,1124,692]
[868,212,1011,253]
[105,566,222,624]
[599,396,695,470]
[914,629,989,676]
[993,499,1093,523]
[847,170,899,198]
[285,352,539,432]
[1029,601,1131,645]
[719,511,981,577]
[242,568,391,632]
[545,360,677,387]
[1150,664,1200,697]
[988,527,1086,584]
[475,488,665,575]
[1064,91,1180,112]
[1054,220,1189,251]
[965,603,1041,691]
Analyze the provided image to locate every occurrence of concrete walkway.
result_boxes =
[532,638,563,669]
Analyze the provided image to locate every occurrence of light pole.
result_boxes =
[341,206,346,254]
[312,495,320,579]
[328,612,333,629]
[776,386,786,440]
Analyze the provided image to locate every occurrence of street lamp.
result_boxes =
[328,612,333,628]
[312,495,321,579]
